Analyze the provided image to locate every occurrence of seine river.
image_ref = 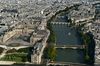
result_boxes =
[51,13,85,63]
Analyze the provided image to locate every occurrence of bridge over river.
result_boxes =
[51,22,70,25]
[47,61,87,66]
[55,45,85,49]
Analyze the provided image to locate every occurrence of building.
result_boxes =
[31,42,43,64]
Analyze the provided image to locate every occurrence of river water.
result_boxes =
[51,14,85,63]
[52,24,82,45]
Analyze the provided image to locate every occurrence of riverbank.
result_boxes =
[76,24,95,65]
[43,22,57,61]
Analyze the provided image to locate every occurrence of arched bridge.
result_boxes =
[55,45,85,49]
[51,22,70,25]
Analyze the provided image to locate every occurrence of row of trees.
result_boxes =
[43,44,57,61]
[6,48,29,54]
[76,23,95,65]
[45,22,57,61]
[47,23,56,43]
[79,32,95,65]
[0,53,28,62]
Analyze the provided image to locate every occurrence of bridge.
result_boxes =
[92,1,100,5]
[55,45,85,49]
[47,61,87,66]
[51,22,70,25]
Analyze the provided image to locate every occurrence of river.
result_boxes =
[50,13,85,63]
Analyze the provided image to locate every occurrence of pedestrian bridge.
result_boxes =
[55,45,85,49]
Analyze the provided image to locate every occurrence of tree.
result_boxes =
[48,45,57,61]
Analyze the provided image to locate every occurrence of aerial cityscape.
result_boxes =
[0,0,99,66]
